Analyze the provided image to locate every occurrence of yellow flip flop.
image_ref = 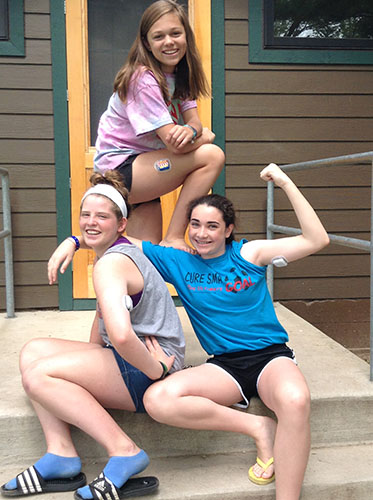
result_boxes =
[248,457,275,485]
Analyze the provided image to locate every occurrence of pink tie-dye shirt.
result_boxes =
[94,68,197,172]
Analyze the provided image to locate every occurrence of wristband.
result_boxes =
[69,235,80,251]
[183,124,197,144]
[159,361,169,380]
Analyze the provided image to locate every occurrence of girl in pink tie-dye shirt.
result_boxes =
[93,0,225,252]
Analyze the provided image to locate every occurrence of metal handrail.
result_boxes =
[0,167,15,318]
[266,151,373,380]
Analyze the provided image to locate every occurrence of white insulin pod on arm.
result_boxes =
[271,256,288,267]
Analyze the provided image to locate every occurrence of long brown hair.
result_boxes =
[113,0,210,103]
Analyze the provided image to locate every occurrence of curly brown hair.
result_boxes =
[88,170,132,221]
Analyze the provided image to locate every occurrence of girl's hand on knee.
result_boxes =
[145,336,175,373]
[201,127,215,144]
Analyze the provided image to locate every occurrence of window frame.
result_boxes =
[0,0,24,56]
[249,0,373,64]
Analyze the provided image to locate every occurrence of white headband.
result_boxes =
[81,184,128,218]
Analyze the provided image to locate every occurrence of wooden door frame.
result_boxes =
[50,0,225,310]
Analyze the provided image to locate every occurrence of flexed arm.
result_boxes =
[241,163,329,266]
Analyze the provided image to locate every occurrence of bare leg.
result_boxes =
[20,338,139,457]
[161,148,224,248]
[144,364,277,467]
[3,338,150,497]
[125,200,162,244]
[130,144,225,251]
[19,339,94,457]
[257,358,311,500]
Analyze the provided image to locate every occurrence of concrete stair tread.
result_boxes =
[1,306,373,461]
[1,443,373,500]
[1,306,373,499]
[1,305,372,418]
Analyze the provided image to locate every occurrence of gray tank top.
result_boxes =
[98,242,185,372]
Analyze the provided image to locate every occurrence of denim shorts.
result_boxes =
[207,343,296,408]
[105,345,154,413]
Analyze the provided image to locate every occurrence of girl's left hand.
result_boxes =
[145,336,175,373]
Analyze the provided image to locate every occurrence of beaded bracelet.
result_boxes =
[69,235,80,252]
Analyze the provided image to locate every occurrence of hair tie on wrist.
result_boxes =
[70,235,80,251]
[183,124,197,144]
[159,361,168,380]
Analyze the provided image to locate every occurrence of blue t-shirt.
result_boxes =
[142,240,288,355]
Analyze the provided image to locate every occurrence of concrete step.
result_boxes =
[1,306,373,465]
[1,443,373,500]
[1,306,373,487]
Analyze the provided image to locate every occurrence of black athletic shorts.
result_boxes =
[207,343,296,407]
[116,154,138,192]
[116,154,160,207]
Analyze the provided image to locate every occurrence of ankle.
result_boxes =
[108,443,141,457]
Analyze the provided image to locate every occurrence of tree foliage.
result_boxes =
[274,0,373,39]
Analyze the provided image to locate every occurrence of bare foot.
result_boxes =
[159,238,196,254]
[250,416,276,480]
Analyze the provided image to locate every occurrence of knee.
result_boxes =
[210,144,225,169]
[290,386,310,418]
[21,353,50,399]
[143,382,176,423]
[277,384,311,423]
[199,144,225,169]
[19,338,46,374]
[21,363,44,398]
[211,144,225,165]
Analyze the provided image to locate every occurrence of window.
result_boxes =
[0,0,24,56]
[0,0,9,40]
[249,0,373,64]
[88,0,155,144]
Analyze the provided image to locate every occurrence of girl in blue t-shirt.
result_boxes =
[48,163,330,500]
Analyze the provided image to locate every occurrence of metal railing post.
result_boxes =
[370,158,373,380]
[0,168,15,318]
[267,181,274,298]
